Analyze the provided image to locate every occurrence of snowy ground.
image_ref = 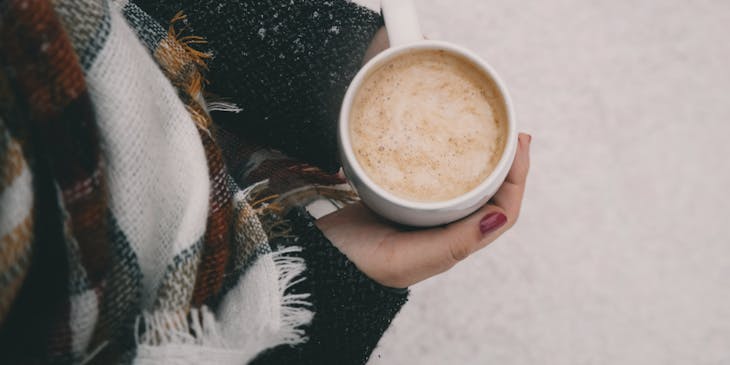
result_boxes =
[345,1,730,364]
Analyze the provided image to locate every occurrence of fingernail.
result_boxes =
[526,134,532,144]
[479,212,507,235]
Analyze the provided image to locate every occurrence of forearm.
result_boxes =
[135,0,384,172]
[363,27,389,64]
[250,208,408,365]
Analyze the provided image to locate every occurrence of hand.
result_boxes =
[316,133,532,288]
[363,27,389,64]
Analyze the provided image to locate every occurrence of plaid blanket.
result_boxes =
[0,0,371,363]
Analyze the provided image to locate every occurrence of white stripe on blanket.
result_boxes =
[70,289,99,358]
[85,8,210,308]
[0,146,32,238]
[135,247,312,365]
[82,7,313,362]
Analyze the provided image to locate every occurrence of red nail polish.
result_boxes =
[479,212,507,235]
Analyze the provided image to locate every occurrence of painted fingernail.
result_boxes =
[479,212,507,235]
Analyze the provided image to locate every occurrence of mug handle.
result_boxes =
[381,0,423,47]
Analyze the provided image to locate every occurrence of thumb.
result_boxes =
[443,133,531,261]
[440,205,509,263]
[375,134,530,287]
[388,205,508,287]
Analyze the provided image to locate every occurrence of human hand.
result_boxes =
[363,27,390,64]
[316,133,531,288]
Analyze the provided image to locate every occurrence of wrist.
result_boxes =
[362,27,389,64]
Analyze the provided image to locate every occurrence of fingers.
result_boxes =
[491,133,531,226]
[388,134,532,285]
[441,133,532,263]
[439,205,508,263]
[505,133,532,186]
[387,203,510,287]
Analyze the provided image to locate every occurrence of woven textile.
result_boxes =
[0,0,372,363]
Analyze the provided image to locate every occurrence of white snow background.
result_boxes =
[311,1,730,364]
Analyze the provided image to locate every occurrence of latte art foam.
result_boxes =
[350,50,507,202]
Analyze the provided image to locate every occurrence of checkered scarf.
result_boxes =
[0,0,357,363]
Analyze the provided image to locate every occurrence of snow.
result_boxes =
[344,0,730,364]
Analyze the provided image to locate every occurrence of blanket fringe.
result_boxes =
[205,100,242,114]
[270,246,313,345]
[135,306,225,348]
[134,245,311,355]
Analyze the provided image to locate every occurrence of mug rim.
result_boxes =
[339,40,518,211]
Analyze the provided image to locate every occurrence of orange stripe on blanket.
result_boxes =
[0,214,34,323]
[0,138,27,195]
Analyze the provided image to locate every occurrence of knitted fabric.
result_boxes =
[136,0,384,172]
[0,0,407,364]
[252,208,409,365]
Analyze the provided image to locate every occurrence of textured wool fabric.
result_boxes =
[251,208,409,365]
[89,4,211,311]
[0,0,107,361]
[136,0,384,172]
[0,121,33,324]
[0,0,408,364]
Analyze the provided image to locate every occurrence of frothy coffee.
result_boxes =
[349,50,508,202]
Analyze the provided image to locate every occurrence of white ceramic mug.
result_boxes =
[338,0,517,227]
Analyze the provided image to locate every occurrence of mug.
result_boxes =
[338,0,517,227]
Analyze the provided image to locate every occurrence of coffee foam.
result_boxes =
[349,50,508,202]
